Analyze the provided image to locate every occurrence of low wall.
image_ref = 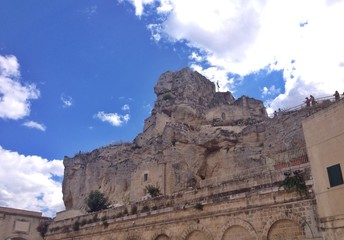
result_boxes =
[45,191,321,240]
[46,162,322,240]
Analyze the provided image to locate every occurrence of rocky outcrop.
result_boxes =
[62,68,306,210]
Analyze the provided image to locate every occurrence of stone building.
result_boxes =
[0,206,48,240]
[303,98,344,239]
[44,68,343,239]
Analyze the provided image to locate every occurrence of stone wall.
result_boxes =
[46,191,321,240]
[0,207,48,240]
[47,157,322,239]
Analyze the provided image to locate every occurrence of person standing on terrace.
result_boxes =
[334,91,340,101]
[310,95,316,106]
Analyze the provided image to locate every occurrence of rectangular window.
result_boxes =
[144,173,148,182]
[327,164,344,187]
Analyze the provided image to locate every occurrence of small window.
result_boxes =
[327,164,344,187]
[144,173,148,182]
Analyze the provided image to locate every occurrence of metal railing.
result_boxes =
[279,94,342,113]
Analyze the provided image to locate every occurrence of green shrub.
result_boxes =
[36,221,49,237]
[145,184,161,198]
[280,170,307,196]
[86,190,110,212]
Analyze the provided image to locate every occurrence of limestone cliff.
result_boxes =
[62,68,306,210]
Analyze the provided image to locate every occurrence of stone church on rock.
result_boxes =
[44,68,344,240]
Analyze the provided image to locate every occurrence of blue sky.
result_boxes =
[1,0,344,217]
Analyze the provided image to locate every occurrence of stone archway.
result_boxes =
[218,218,257,240]
[222,225,253,240]
[267,219,304,240]
[262,213,314,240]
[152,232,171,240]
[151,230,171,240]
[154,234,169,240]
[181,224,213,240]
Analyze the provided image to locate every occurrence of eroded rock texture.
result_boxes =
[62,68,306,210]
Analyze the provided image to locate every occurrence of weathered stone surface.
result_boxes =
[48,71,343,240]
[62,68,308,211]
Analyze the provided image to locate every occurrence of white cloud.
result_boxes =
[147,23,163,41]
[123,0,344,111]
[128,0,154,16]
[95,111,130,126]
[0,55,40,120]
[261,85,280,98]
[22,120,47,131]
[157,0,173,14]
[0,54,20,77]
[189,52,203,62]
[61,95,73,108]
[121,104,130,111]
[0,146,64,217]
[191,64,234,92]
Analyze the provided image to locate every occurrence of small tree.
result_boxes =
[86,190,110,212]
[280,170,307,196]
[36,221,49,237]
[145,184,161,198]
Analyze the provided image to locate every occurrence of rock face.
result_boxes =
[62,68,305,210]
